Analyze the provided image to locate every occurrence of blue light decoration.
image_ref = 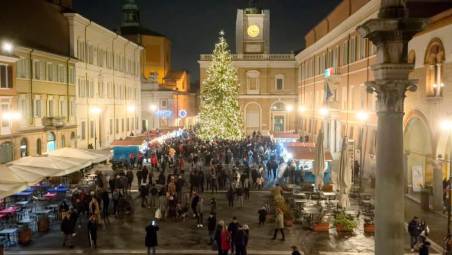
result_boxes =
[178,109,187,119]
[156,110,172,118]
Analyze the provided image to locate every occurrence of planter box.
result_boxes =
[335,224,354,233]
[313,223,330,232]
[364,223,375,234]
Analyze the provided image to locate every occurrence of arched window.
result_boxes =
[47,132,56,152]
[424,38,445,97]
[246,70,260,94]
[36,138,42,155]
[20,138,28,157]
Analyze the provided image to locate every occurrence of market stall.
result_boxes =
[284,142,333,185]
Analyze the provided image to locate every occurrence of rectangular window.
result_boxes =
[48,98,54,117]
[0,64,12,88]
[70,99,75,116]
[276,78,283,90]
[58,65,65,83]
[126,118,129,131]
[59,98,66,117]
[350,36,356,63]
[81,121,86,140]
[115,119,119,134]
[34,97,42,117]
[161,100,167,108]
[68,66,75,84]
[121,119,124,132]
[17,58,29,78]
[109,119,113,135]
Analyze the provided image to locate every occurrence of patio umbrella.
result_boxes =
[48,147,108,164]
[0,165,42,198]
[313,129,325,190]
[338,136,352,208]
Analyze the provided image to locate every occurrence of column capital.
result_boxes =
[366,79,417,113]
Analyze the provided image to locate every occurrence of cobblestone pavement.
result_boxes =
[8,188,442,255]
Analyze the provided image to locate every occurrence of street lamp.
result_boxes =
[441,118,452,235]
[2,111,21,160]
[298,105,307,113]
[356,111,369,192]
[319,107,329,117]
[90,106,102,150]
[286,104,294,112]
[2,41,13,54]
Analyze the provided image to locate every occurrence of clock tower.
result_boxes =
[236,2,270,54]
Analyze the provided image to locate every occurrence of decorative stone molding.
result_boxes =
[366,79,417,113]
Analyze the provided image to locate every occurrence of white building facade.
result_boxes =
[65,14,142,149]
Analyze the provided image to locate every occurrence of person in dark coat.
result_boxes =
[145,220,160,255]
[258,206,267,225]
[419,241,430,255]
[228,217,239,253]
[61,212,74,248]
[87,214,97,249]
[291,245,303,255]
[234,225,249,255]
[408,216,420,251]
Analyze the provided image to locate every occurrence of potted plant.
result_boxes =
[18,223,32,245]
[334,212,357,233]
[364,217,375,234]
[313,213,330,232]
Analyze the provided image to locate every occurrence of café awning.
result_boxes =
[47,147,108,164]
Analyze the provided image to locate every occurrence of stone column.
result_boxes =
[357,2,425,255]
[432,159,444,211]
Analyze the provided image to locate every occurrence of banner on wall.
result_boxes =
[412,165,425,192]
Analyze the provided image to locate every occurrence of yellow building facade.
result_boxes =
[199,5,297,135]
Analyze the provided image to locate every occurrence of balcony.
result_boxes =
[199,53,295,61]
[42,117,65,128]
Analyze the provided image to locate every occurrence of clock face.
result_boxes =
[247,25,260,38]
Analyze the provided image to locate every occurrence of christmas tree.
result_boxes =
[198,31,244,141]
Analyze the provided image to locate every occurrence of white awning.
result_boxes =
[47,147,109,164]
[8,155,90,177]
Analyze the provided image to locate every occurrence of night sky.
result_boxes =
[73,0,341,88]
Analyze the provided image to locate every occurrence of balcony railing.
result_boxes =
[200,53,295,61]
[42,117,65,128]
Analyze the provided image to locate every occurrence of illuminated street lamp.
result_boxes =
[90,106,102,149]
[127,105,136,113]
[298,105,307,113]
[441,118,452,236]
[286,104,294,112]
[2,41,13,54]
[319,107,329,117]
[356,111,369,122]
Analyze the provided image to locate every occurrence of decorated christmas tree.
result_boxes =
[198,31,244,141]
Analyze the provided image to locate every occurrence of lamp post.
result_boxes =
[441,119,452,236]
[90,107,102,150]
[2,111,21,160]
[356,111,369,192]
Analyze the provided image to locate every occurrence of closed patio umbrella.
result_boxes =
[313,129,325,190]
[338,136,352,208]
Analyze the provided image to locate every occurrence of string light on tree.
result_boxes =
[197,31,244,141]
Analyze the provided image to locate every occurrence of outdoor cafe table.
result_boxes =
[43,193,57,200]
[0,207,18,216]
[0,228,18,247]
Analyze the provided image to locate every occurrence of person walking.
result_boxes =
[258,206,267,225]
[228,217,239,254]
[207,213,217,245]
[101,188,110,224]
[215,220,231,255]
[272,208,285,241]
[136,169,143,186]
[234,225,249,255]
[61,212,75,248]
[87,214,97,249]
[145,220,160,255]
[226,187,234,208]
[408,216,420,252]
[236,186,244,208]
[197,196,204,228]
